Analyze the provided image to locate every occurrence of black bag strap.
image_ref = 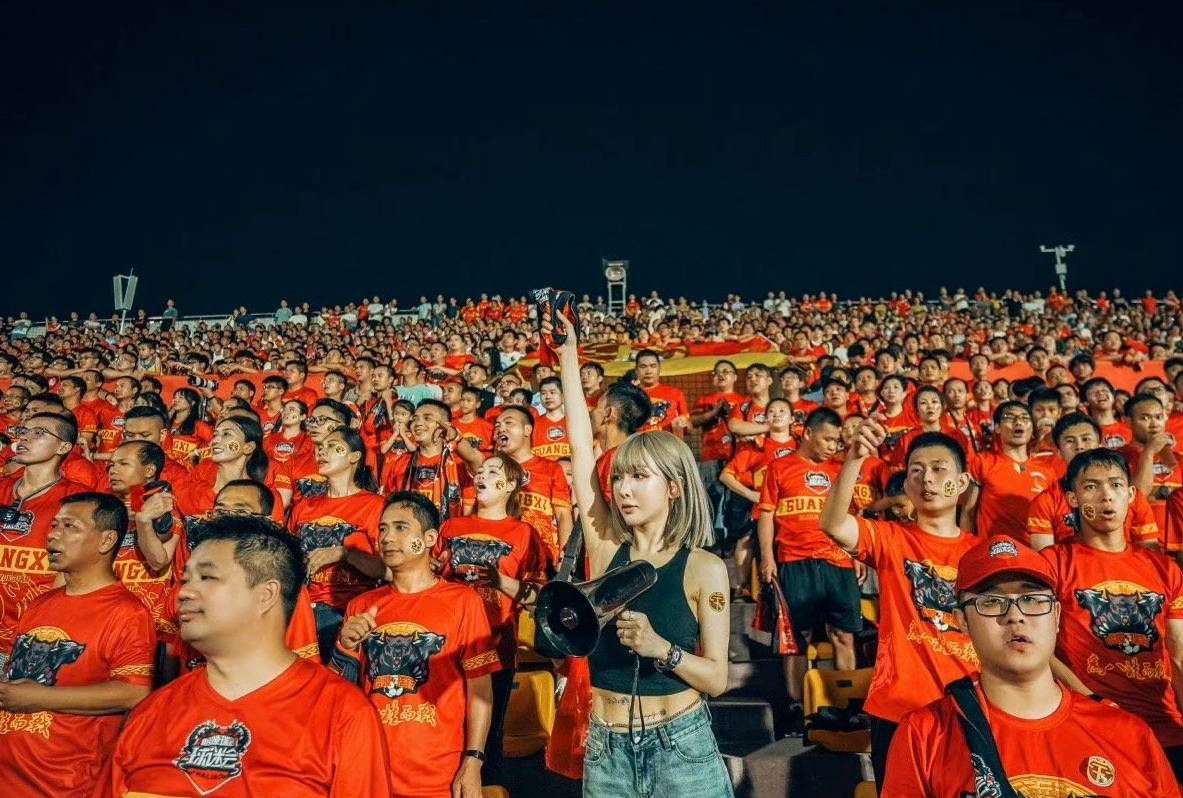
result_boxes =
[946,677,1024,798]
[554,520,584,583]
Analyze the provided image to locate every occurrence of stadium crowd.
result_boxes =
[0,282,1182,797]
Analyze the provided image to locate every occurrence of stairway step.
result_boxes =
[708,696,776,746]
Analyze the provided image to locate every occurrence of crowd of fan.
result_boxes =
[1,283,1183,797]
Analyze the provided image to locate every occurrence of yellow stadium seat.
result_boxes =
[806,641,834,667]
[803,668,873,753]
[503,670,555,757]
[483,788,510,798]
[861,597,880,626]
[853,782,877,798]
[518,610,537,648]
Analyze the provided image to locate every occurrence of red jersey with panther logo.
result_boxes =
[0,583,154,797]
[694,391,744,462]
[854,517,979,722]
[531,414,571,460]
[516,455,572,567]
[330,581,500,798]
[757,454,848,567]
[1041,541,1183,746]
[1026,482,1159,547]
[103,657,391,798]
[288,492,384,609]
[436,515,546,667]
[0,476,87,654]
[640,383,689,432]
[885,680,1180,798]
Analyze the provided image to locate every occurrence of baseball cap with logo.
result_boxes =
[955,534,1056,593]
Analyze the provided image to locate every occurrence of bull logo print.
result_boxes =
[1062,511,1080,533]
[364,623,446,698]
[449,536,514,581]
[414,466,439,483]
[1075,585,1164,655]
[904,559,961,632]
[967,754,1003,798]
[5,627,85,686]
[650,400,671,422]
[298,516,356,554]
[175,720,253,795]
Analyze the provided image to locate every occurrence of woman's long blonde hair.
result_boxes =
[609,430,714,550]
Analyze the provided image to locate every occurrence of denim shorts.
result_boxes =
[584,703,734,798]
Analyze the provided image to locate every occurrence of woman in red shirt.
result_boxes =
[167,387,213,466]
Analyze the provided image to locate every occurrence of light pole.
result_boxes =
[1039,245,1074,293]
[113,268,138,334]
[604,259,628,317]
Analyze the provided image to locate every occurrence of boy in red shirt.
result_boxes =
[332,492,499,798]
[821,422,979,790]
[1119,393,1183,551]
[530,376,571,460]
[1083,377,1132,448]
[1027,413,1159,550]
[884,533,1179,797]
[453,386,494,454]
[0,493,155,798]
[966,400,1059,540]
[757,407,857,720]
[104,514,392,798]
[635,349,690,438]
[1041,447,1183,779]
[494,405,573,566]
[727,363,775,452]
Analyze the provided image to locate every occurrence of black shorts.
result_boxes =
[778,559,862,644]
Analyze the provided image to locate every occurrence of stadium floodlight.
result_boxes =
[604,259,628,317]
[113,269,138,333]
[1039,245,1074,292]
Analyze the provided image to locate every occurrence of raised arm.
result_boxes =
[548,314,620,575]
[820,418,886,551]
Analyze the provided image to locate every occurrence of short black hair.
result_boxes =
[906,431,967,472]
[581,362,605,378]
[216,479,276,517]
[1051,412,1101,447]
[61,492,129,560]
[1123,392,1163,419]
[992,400,1030,426]
[804,407,842,431]
[416,398,452,421]
[262,375,288,390]
[605,381,652,435]
[912,385,943,409]
[635,348,661,365]
[125,405,168,427]
[28,411,78,446]
[747,363,773,378]
[1081,377,1115,397]
[498,404,535,429]
[119,440,166,481]
[233,379,257,396]
[1066,447,1130,489]
[28,392,64,409]
[384,490,441,534]
[1026,388,1061,410]
[539,376,562,391]
[187,514,304,623]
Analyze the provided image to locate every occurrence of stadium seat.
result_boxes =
[860,597,880,626]
[853,782,877,798]
[803,667,873,753]
[515,612,552,668]
[503,670,555,757]
[483,787,510,798]
[806,641,835,668]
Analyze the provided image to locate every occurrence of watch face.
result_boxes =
[605,265,626,281]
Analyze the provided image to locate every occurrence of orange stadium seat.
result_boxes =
[803,668,873,753]
[806,641,835,668]
[853,782,877,798]
[503,669,556,757]
[483,787,510,798]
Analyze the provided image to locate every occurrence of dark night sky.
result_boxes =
[1,2,1179,318]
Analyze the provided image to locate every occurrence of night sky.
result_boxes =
[2,2,1179,319]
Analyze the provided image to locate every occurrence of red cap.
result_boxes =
[955,535,1056,593]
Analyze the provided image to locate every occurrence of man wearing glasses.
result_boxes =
[0,413,87,661]
[883,532,1179,796]
[1042,447,1183,782]
[964,399,1059,539]
[273,398,352,506]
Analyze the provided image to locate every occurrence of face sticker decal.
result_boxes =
[941,478,957,498]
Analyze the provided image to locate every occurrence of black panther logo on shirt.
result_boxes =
[904,559,961,633]
[6,627,86,686]
[1075,586,1164,655]
[364,626,446,698]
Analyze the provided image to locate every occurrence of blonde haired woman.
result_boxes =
[548,314,733,797]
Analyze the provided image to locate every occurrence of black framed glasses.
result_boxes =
[9,426,67,441]
[959,594,1057,617]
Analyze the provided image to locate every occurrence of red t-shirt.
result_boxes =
[640,383,689,432]
[93,402,128,454]
[1117,443,1183,541]
[453,415,493,454]
[969,451,1059,539]
[1026,482,1159,546]
[1100,420,1133,449]
[596,446,617,504]
[103,658,392,798]
[517,455,572,566]
[288,492,384,609]
[694,391,744,462]
[172,466,284,524]
[331,581,501,798]
[1042,541,1183,746]
[531,413,571,460]
[729,398,769,452]
[381,450,472,520]
[0,476,87,654]
[854,517,979,722]
[757,454,849,567]
[0,583,155,797]
[884,680,1180,797]
[284,386,321,413]
[114,522,177,640]
[167,421,213,465]
[436,515,546,667]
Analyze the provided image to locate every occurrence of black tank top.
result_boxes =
[588,544,700,696]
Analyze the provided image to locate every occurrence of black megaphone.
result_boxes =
[533,560,658,658]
